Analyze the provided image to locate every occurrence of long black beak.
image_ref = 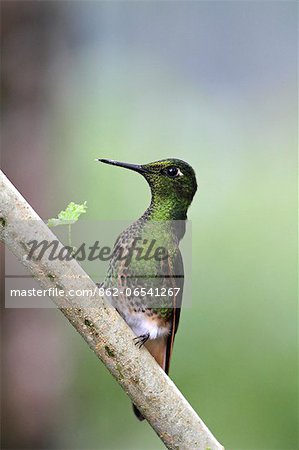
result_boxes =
[96,158,148,174]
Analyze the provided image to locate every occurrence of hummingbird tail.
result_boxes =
[132,403,145,421]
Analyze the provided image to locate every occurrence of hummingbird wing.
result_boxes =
[164,248,184,374]
[141,247,183,375]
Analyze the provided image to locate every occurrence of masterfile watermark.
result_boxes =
[26,237,169,264]
[5,219,192,308]
[9,287,97,298]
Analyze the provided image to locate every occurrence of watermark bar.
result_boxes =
[5,220,192,308]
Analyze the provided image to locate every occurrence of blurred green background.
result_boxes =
[2,1,297,450]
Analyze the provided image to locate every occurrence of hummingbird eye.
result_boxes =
[165,166,180,178]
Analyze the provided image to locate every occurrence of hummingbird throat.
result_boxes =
[147,192,189,221]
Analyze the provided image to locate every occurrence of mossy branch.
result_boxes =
[0,170,224,450]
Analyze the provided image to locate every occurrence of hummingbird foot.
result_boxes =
[133,332,150,348]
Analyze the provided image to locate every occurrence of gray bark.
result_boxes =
[0,170,224,450]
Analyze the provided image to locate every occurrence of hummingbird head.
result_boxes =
[97,158,197,218]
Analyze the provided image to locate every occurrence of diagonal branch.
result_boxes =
[0,170,224,450]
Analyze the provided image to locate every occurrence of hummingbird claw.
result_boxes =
[133,333,150,348]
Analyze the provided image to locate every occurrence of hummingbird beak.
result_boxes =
[96,159,148,174]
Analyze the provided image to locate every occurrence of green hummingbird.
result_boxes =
[97,158,197,420]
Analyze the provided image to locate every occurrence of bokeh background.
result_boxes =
[1,1,297,450]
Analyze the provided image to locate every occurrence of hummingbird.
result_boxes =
[97,158,197,420]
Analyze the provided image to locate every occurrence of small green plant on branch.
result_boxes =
[47,201,87,252]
